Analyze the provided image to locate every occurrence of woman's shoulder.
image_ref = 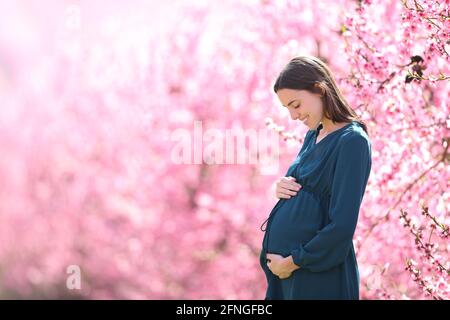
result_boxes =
[337,121,371,150]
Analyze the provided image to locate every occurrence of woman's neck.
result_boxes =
[319,118,350,134]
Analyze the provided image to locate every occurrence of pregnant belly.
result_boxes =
[266,189,327,255]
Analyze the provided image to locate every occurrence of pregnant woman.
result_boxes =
[259,55,372,300]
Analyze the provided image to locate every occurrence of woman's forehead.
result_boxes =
[277,89,310,105]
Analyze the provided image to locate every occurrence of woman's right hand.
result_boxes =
[275,176,302,199]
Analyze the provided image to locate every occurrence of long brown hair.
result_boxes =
[273,55,369,135]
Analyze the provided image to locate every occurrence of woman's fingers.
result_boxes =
[276,189,297,198]
[278,188,297,195]
[276,176,302,199]
[276,190,295,199]
[280,177,302,191]
[278,272,292,279]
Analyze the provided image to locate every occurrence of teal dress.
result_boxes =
[259,120,372,300]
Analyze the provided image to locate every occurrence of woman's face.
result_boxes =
[276,88,324,130]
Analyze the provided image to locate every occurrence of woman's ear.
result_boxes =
[313,82,325,97]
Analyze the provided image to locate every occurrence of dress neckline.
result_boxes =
[313,121,355,146]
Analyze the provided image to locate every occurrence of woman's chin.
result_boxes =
[301,116,310,127]
[302,118,315,129]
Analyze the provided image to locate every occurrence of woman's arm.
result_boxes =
[289,134,372,272]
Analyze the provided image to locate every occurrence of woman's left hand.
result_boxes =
[266,253,300,279]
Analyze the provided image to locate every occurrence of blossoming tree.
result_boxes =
[0,0,448,299]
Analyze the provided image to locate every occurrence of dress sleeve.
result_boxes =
[290,134,372,272]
